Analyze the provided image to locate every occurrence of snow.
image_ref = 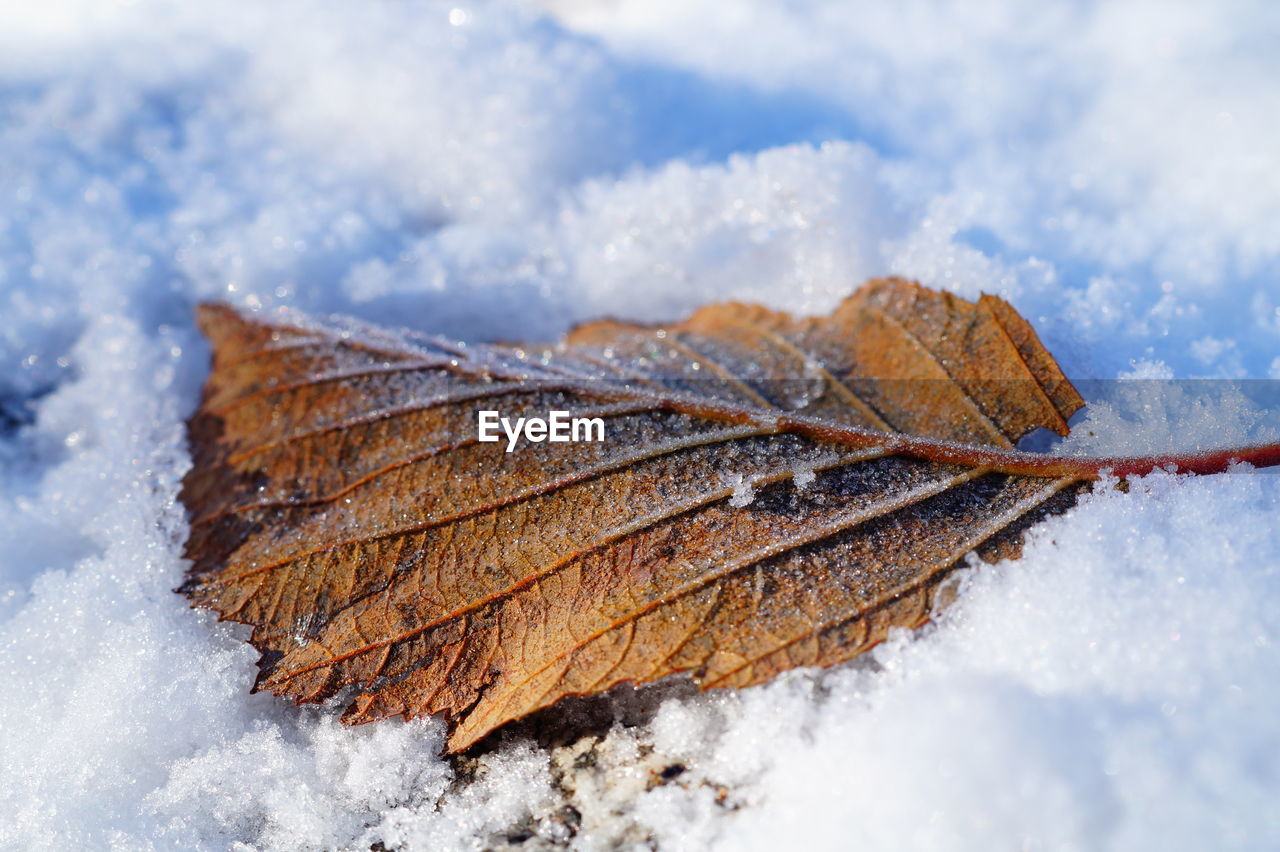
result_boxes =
[728,474,757,508]
[2,0,1279,848]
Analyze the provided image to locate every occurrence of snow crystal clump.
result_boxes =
[728,474,757,508]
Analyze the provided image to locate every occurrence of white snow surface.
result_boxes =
[2,0,1280,849]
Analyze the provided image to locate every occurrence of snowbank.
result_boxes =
[1,0,1278,848]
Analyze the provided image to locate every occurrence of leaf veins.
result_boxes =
[179,278,1279,751]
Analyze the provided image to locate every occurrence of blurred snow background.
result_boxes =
[2,0,1280,848]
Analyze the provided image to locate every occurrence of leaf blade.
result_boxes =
[182,278,1095,751]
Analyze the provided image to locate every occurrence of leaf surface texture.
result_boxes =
[181,278,1086,751]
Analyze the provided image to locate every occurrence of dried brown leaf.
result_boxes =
[180,278,1100,751]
